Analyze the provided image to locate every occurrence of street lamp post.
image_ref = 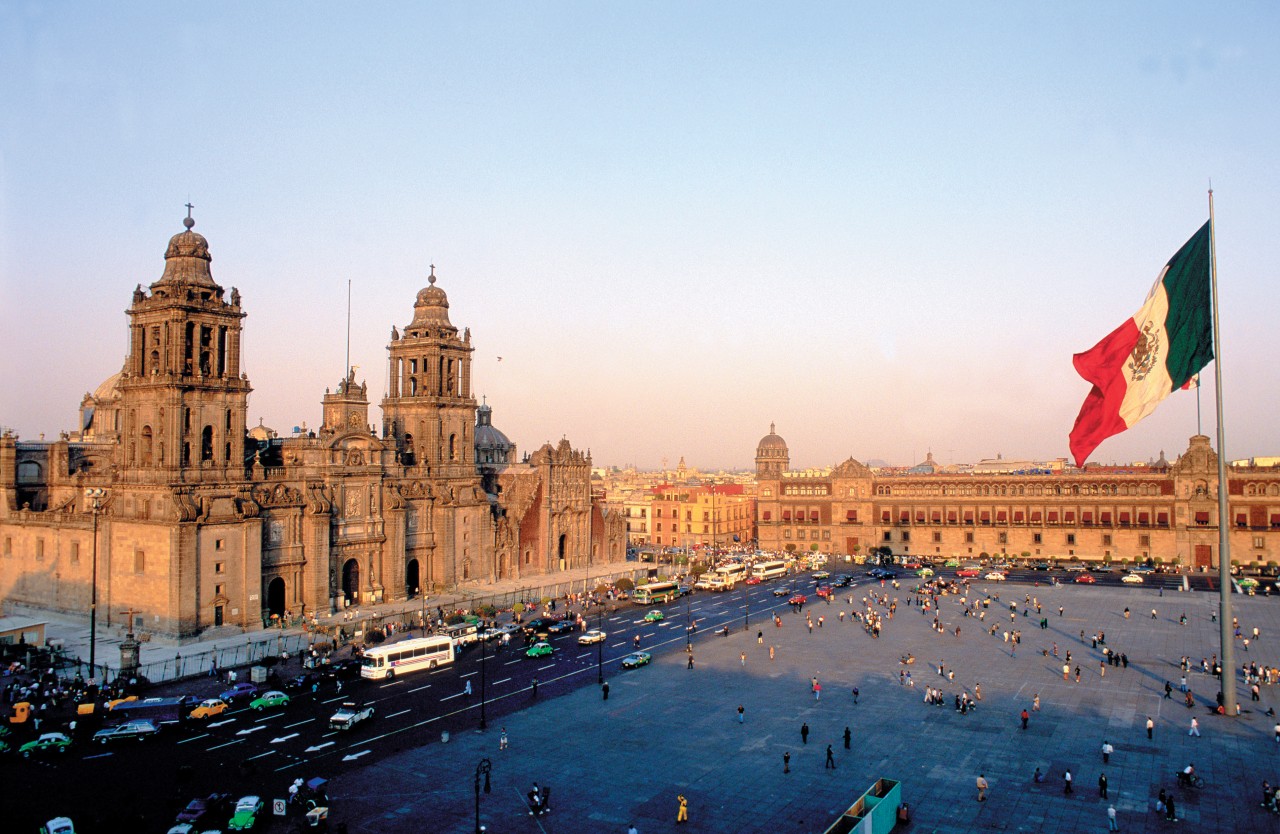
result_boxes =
[685,594,692,650]
[744,579,750,632]
[474,758,492,834]
[596,601,604,685]
[479,621,487,730]
[85,488,106,682]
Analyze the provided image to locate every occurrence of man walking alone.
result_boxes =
[976,774,988,802]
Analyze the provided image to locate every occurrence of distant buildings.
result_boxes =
[0,215,624,638]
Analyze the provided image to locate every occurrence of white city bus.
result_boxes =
[633,581,681,604]
[713,563,747,589]
[360,635,454,680]
[752,560,788,581]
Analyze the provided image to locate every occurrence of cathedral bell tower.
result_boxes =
[381,267,476,479]
[115,210,251,483]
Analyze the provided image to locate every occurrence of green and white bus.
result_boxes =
[360,635,453,680]
[633,581,681,605]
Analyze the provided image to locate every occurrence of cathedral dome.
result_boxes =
[92,372,122,402]
[757,422,787,452]
[475,403,515,465]
[405,267,456,335]
[156,213,218,289]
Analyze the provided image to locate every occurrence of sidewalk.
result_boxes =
[15,558,648,681]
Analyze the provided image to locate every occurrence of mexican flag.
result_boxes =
[1068,221,1214,467]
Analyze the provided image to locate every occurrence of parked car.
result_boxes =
[175,793,231,826]
[249,690,290,711]
[526,642,555,658]
[227,795,264,831]
[643,610,665,623]
[1030,561,1052,571]
[578,630,607,645]
[92,719,160,744]
[621,652,652,669]
[1121,574,1145,584]
[190,699,230,720]
[1074,573,1097,584]
[20,732,72,757]
[219,682,259,703]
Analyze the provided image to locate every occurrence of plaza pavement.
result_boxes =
[329,578,1280,834]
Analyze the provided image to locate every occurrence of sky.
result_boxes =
[2,3,1277,471]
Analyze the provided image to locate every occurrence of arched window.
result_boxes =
[141,426,153,466]
[449,434,457,461]
[201,426,214,462]
[409,377,418,396]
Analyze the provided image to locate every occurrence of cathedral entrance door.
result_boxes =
[342,559,361,605]
[267,577,286,617]
[406,559,420,598]
[558,534,567,571]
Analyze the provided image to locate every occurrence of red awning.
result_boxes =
[1048,512,1059,522]
[762,511,772,521]
[881,512,891,523]
[1195,511,1210,524]
[1031,511,1042,522]
[782,511,791,521]
[1236,514,1247,526]
[1013,512,1024,522]
[963,512,974,522]
[915,512,925,522]
[810,511,820,521]
[1157,512,1169,525]
[948,511,957,522]
[1137,512,1149,524]
[1119,512,1131,523]
[846,510,857,520]
[980,511,991,520]
[996,511,1007,522]
[1065,512,1076,523]
[1100,513,1111,524]
[1082,512,1093,523]
[1271,514,1280,527]
[900,513,909,522]
[931,511,942,522]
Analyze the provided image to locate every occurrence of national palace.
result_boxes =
[0,214,625,638]
[754,425,1280,569]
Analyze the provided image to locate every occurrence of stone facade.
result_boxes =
[755,427,1280,569]
[0,217,625,638]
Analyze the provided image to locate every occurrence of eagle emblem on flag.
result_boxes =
[1127,321,1159,381]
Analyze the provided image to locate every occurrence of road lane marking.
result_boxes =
[576,652,591,659]
[386,709,410,719]
[493,678,511,685]
[440,692,464,701]
[245,750,276,761]
[408,684,431,693]
[83,752,113,760]
[206,718,236,728]
[177,734,210,744]
[284,719,314,729]
[610,641,627,648]
[236,726,266,736]
[321,695,347,704]
[305,742,335,752]
[207,739,245,751]
[538,663,555,670]
[379,680,404,688]
[504,659,522,666]
[270,733,300,743]
[254,712,284,723]
[460,671,478,678]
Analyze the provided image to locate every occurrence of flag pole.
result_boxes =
[1209,186,1236,715]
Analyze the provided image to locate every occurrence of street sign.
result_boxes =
[273,799,287,816]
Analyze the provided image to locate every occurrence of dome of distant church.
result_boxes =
[92,372,122,402]
[757,422,788,452]
[475,403,515,465]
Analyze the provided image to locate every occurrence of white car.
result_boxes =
[578,629,607,645]
[1121,573,1144,584]
[984,572,1007,581]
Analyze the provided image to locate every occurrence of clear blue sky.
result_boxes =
[2,3,1277,470]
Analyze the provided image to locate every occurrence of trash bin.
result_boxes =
[897,802,911,822]
[250,665,268,684]
[441,730,450,743]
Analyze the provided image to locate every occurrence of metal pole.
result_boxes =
[744,578,749,631]
[474,758,491,834]
[1208,189,1236,713]
[479,622,487,730]
[597,602,604,685]
[86,489,104,682]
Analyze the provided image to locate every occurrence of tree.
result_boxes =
[614,577,635,592]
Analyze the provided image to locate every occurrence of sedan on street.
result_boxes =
[578,630,607,645]
[92,720,160,744]
[1121,574,1145,584]
[772,586,794,597]
[956,569,981,578]
[249,690,291,711]
[228,796,264,831]
[19,732,72,757]
[621,652,652,669]
[788,594,808,606]
[219,682,259,703]
[644,610,665,623]
[190,698,230,720]
[526,642,556,658]
[176,793,230,826]
[1075,573,1097,584]
[984,572,1007,581]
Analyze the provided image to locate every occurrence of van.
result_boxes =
[441,622,478,648]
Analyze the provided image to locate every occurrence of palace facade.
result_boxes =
[0,215,625,638]
[755,426,1280,569]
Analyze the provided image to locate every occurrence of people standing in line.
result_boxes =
[801,722,809,744]
[976,774,989,802]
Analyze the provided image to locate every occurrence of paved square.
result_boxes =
[334,580,1280,833]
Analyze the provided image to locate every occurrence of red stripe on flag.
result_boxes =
[1069,318,1141,467]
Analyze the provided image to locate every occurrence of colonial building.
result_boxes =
[755,426,1280,569]
[0,215,625,638]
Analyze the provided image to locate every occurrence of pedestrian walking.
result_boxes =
[769,645,775,661]
[740,651,746,667]
[1101,740,1113,763]
[825,744,836,769]
[1164,681,1173,699]
[1063,663,1070,681]
[499,728,508,750]
[464,679,472,696]
[783,751,791,773]
[814,682,821,701]
[1189,716,1200,736]
[843,726,851,749]
[1063,770,1073,795]
[737,704,744,724]
[532,677,538,697]
[628,824,639,834]
[1033,693,1041,711]
[1165,793,1177,821]
[976,774,989,801]
[602,681,610,701]
[801,722,809,744]
[1107,805,1118,832]
[1020,709,1030,730]
[1146,716,1154,739]
[852,686,859,704]
[687,654,694,670]
[1098,772,1108,799]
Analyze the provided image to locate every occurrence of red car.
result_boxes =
[1074,573,1096,584]
[956,569,981,578]
[815,585,833,598]
[788,594,808,606]
[745,577,762,585]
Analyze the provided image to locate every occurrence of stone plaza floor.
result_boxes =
[332,579,1280,833]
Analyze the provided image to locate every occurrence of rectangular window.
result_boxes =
[1031,511,1042,523]
[1066,534,1076,545]
[215,538,225,551]
[881,511,891,523]
[762,511,772,521]
[784,529,791,539]
[998,532,1008,544]
[1139,535,1150,547]
[134,549,146,573]
[216,584,225,596]
[1102,534,1112,546]
[822,531,830,540]
[1033,533,1042,545]
[845,510,857,522]
[883,531,892,542]
[2,537,9,557]
[1013,511,1024,523]
[1100,512,1112,525]
[215,561,225,574]
[71,542,80,564]
[932,532,942,543]
[1157,512,1170,526]
[901,532,910,543]
[965,532,974,544]
[36,539,45,561]
[656,523,663,532]
[1195,511,1210,525]
[1255,536,1266,549]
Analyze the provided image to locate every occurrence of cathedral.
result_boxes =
[0,214,626,638]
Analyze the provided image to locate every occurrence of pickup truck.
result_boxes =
[329,702,374,731]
